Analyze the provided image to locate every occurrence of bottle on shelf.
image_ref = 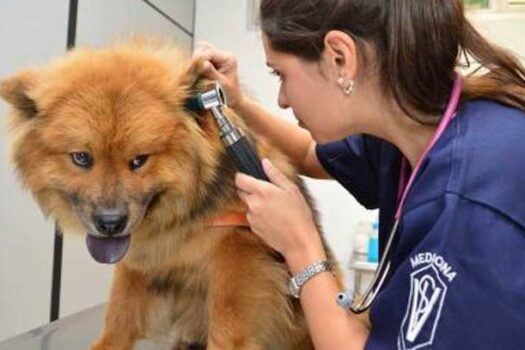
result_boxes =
[352,221,370,263]
[367,220,379,263]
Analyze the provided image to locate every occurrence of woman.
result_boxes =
[194,0,525,348]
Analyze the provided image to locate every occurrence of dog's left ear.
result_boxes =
[177,57,220,133]
[178,56,206,90]
[0,69,40,121]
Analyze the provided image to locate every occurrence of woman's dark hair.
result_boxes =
[260,0,525,125]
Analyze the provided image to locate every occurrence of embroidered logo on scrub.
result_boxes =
[398,252,456,350]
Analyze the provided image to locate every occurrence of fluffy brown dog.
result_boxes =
[0,40,341,349]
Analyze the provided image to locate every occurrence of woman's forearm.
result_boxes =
[301,273,370,349]
[286,238,370,350]
[235,98,328,178]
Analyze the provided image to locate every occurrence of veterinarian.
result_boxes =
[194,0,525,348]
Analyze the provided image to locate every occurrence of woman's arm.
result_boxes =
[193,43,329,179]
[236,161,370,349]
[236,97,330,179]
[287,242,370,350]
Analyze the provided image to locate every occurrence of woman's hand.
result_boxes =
[236,159,326,273]
[192,42,246,110]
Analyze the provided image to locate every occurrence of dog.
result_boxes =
[0,39,341,349]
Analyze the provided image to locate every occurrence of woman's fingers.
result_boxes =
[236,160,293,196]
[193,42,235,71]
[235,173,263,195]
[237,188,249,202]
[262,159,292,190]
[198,59,219,80]
[191,42,245,109]
[192,41,216,56]
[193,42,220,79]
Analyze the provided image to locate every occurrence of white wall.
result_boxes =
[75,0,195,50]
[470,12,525,59]
[0,0,70,341]
[0,0,195,341]
[194,0,379,290]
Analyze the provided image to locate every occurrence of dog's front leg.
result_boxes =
[90,264,148,350]
[206,234,271,350]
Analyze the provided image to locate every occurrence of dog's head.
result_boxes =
[0,41,235,264]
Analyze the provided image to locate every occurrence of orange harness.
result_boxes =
[209,212,285,263]
[207,212,250,228]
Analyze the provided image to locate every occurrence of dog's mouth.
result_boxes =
[77,190,165,264]
[85,233,131,264]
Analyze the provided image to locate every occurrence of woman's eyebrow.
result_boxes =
[266,61,276,68]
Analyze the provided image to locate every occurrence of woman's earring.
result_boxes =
[337,76,355,96]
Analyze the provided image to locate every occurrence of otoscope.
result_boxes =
[185,82,269,182]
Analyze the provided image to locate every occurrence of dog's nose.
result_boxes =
[93,209,128,237]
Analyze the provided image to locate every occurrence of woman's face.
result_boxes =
[262,35,363,143]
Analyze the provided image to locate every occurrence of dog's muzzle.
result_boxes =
[86,206,131,264]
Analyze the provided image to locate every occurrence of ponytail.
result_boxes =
[461,20,525,110]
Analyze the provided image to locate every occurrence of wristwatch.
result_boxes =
[288,260,332,299]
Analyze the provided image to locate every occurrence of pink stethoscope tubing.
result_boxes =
[349,74,463,314]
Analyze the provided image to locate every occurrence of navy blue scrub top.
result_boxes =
[316,99,525,349]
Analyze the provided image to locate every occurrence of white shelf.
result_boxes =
[348,260,378,272]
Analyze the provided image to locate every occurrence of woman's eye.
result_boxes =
[269,69,283,81]
[129,155,150,171]
[70,152,93,169]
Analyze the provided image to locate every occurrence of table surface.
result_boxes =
[0,262,379,350]
[0,304,168,350]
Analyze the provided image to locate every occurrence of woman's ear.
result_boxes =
[323,30,358,79]
[0,68,40,121]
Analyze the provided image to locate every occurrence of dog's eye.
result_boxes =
[70,152,93,169]
[130,155,149,171]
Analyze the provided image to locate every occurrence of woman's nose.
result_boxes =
[278,85,289,109]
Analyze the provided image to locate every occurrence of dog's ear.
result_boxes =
[0,69,40,120]
[178,56,206,90]
[177,56,229,139]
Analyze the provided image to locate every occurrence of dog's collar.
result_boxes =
[207,212,250,227]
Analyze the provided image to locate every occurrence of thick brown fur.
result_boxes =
[0,39,341,349]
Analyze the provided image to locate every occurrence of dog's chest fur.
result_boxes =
[143,265,209,347]
[126,227,229,347]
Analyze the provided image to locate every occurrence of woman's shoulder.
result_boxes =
[455,99,525,168]
[450,98,525,227]
[458,98,525,136]
[455,98,525,164]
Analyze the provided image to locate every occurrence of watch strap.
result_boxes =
[289,260,332,298]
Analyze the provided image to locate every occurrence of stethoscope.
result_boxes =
[337,74,464,314]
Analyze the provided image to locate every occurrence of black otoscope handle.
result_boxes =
[226,130,287,263]
[226,137,269,182]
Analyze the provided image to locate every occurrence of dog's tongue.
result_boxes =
[85,234,130,264]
